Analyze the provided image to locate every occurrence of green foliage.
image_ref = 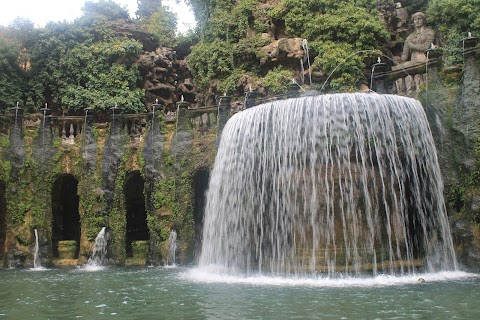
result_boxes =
[136,0,164,20]
[0,135,11,182]
[311,41,378,92]
[25,8,146,113]
[218,69,254,95]
[141,6,177,47]
[188,39,234,88]
[4,17,37,48]
[261,67,293,94]
[188,0,388,92]
[402,0,429,14]
[0,35,24,109]
[448,136,480,222]
[427,0,480,65]
[282,0,387,90]
[81,0,130,22]
[58,39,145,113]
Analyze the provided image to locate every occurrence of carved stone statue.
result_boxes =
[401,12,435,63]
[395,12,435,94]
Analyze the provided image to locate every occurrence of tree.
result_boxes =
[188,0,388,92]
[81,0,130,22]
[26,2,146,114]
[5,18,36,48]
[141,6,177,47]
[136,0,163,21]
[0,35,23,111]
[280,0,388,90]
[58,38,145,113]
[427,0,480,64]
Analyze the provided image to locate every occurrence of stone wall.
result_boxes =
[0,101,223,268]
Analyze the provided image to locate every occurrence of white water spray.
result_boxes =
[167,229,177,266]
[199,93,457,278]
[86,227,108,268]
[33,229,42,269]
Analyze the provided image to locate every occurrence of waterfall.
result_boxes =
[167,229,177,266]
[33,229,41,269]
[86,227,108,267]
[199,93,457,277]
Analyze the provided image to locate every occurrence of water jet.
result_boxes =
[86,227,108,268]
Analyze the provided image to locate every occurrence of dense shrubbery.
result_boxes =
[187,0,388,93]
[0,35,23,109]
[427,0,480,65]
[0,0,178,114]
[282,0,388,91]
[1,0,479,110]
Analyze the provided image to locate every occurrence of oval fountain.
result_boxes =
[195,93,459,282]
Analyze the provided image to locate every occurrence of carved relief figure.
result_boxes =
[401,12,435,63]
[395,12,435,94]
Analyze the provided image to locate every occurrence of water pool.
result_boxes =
[0,267,478,319]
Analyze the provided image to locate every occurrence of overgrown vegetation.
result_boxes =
[0,0,181,114]
[187,0,389,92]
[0,0,478,106]
[427,0,480,65]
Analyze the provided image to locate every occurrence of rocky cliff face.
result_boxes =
[138,48,198,112]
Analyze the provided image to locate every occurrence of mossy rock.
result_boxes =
[15,225,32,246]
[58,240,77,259]
[131,240,149,260]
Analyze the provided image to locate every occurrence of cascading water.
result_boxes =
[33,229,42,269]
[167,229,177,266]
[86,227,108,267]
[199,93,457,278]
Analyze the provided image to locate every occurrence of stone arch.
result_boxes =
[51,174,80,258]
[193,168,210,260]
[0,181,6,262]
[124,171,149,257]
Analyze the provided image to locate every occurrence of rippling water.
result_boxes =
[0,267,479,319]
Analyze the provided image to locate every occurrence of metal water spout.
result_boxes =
[370,57,389,93]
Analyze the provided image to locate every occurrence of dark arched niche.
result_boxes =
[0,181,6,262]
[193,169,210,260]
[124,171,149,257]
[52,174,80,258]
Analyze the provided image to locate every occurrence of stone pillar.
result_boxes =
[10,105,24,129]
[217,95,231,145]
[102,104,127,264]
[82,107,96,172]
[4,105,26,267]
[144,102,166,266]
[244,91,257,109]
[461,36,479,141]
[371,62,390,94]
[110,105,122,135]
[425,48,444,93]
[176,100,191,132]
[287,83,299,99]
[170,100,194,265]
[39,106,53,148]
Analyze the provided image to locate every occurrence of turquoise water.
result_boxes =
[0,267,479,319]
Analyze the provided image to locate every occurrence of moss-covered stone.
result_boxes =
[57,240,77,259]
